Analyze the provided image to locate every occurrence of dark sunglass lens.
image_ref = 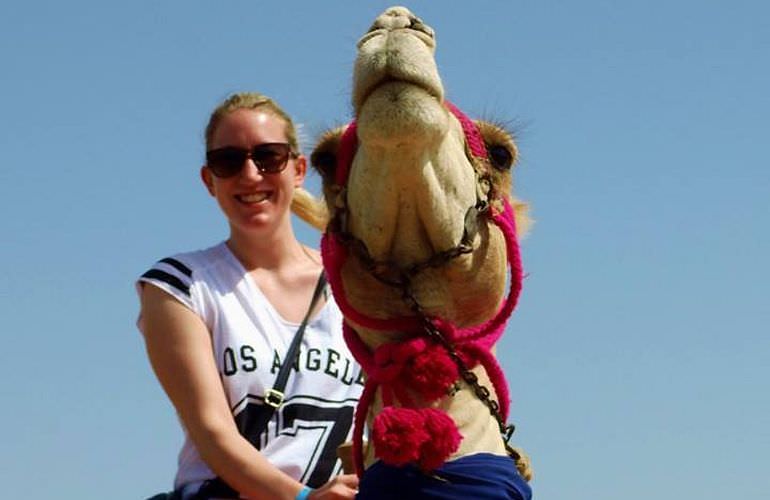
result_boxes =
[252,144,290,173]
[207,148,247,177]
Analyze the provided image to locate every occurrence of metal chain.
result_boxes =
[335,237,516,452]
[331,197,519,454]
[402,285,518,457]
[334,201,485,289]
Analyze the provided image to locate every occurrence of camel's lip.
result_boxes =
[353,26,442,113]
[355,74,442,113]
[357,26,435,51]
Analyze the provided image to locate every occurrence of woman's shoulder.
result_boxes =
[147,242,230,274]
[136,242,232,303]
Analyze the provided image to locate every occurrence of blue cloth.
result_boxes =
[356,453,532,500]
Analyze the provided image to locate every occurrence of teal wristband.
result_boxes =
[296,486,313,500]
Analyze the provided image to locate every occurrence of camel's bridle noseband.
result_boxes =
[321,101,525,475]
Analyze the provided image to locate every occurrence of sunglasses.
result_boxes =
[205,143,296,178]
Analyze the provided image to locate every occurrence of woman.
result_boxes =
[137,93,362,500]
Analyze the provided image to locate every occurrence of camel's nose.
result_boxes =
[368,6,434,38]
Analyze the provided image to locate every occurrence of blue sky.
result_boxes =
[1,1,768,498]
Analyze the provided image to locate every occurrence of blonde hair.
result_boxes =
[204,92,300,153]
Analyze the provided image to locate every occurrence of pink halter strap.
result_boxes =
[321,101,524,475]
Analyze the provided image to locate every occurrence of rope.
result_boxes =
[322,102,524,475]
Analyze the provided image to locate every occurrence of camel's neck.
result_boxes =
[346,117,477,264]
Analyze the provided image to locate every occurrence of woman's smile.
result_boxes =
[236,191,272,205]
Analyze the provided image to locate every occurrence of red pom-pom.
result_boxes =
[372,407,429,466]
[406,344,459,400]
[417,408,462,471]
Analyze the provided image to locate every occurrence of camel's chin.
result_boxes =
[357,83,448,144]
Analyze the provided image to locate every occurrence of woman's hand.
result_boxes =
[308,474,359,499]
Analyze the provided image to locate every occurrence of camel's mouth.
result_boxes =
[356,75,442,113]
[353,21,444,115]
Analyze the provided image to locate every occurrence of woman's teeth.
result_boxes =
[238,192,270,203]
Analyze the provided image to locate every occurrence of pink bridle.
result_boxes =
[320,101,524,475]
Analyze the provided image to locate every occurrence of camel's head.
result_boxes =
[299,6,530,336]
[295,7,535,478]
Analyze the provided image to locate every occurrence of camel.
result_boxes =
[292,6,532,498]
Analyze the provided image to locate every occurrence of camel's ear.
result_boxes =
[510,196,533,239]
[310,126,346,184]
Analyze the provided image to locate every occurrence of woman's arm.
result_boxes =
[140,284,359,500]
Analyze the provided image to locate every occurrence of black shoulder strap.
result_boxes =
[265,271,328,409]
[192,271,328,500]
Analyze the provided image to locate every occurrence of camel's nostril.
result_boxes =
[364,9,434,40]
[409,17,434,38]
[368,7,416,32]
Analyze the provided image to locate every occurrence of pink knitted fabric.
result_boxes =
[321,102,523,476]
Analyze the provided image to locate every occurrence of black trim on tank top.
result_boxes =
[141,269,190,297]
[159,257,193,277]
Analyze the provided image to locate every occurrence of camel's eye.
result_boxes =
[311,126,347,181]
[476,120,517,172]
[312,151,337,179]
[487,145,513,171]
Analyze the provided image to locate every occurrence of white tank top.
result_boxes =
[137,242,363,492]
